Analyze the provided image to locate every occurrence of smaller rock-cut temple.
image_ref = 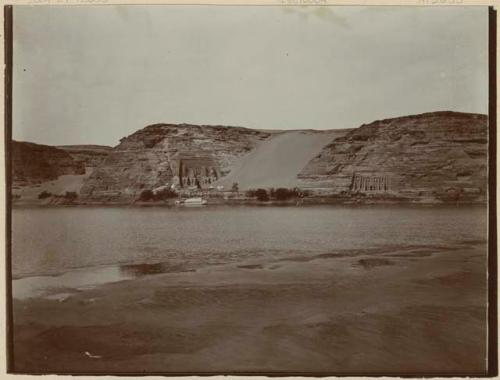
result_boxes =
[351,173,392,193]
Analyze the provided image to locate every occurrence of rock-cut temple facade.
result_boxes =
[351,173,392,193]
[170,154,220,189]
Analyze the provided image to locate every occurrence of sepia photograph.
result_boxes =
[5,4,497,376]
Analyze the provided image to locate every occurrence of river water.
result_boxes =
[12,205,487,300]
[12,205,487,278]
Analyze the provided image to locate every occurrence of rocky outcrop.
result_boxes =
[298,111,488,203]
[14,111,488,205]
[12,141,85,186]
[57,145,112,168]
[80,124,272,200]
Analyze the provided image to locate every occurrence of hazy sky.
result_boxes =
[13,5,488,146]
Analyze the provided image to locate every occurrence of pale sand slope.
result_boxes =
[13,168,93,200]
[216,129,350,190]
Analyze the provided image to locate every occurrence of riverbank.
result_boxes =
[11,196,487,208]
[12,240,487,374]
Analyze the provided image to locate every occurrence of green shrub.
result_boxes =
[247,187,308,201]
[139,188,178,202]
[139,189,154,201]
[274,188,297,201]
[64,191,78,200]
[153,188,178,200]
[38,191,52,199]
[255,189,269,202]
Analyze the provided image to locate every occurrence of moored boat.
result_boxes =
[175,197,208,206]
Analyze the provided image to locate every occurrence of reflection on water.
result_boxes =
[119,262,195,277]
[12,205,487,299]
[14,261,198,300]
[13,265,133,300]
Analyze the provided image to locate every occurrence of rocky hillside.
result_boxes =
[80,124,272,200]
[57,145,112,168]
[298,111,488,203]
[12,141,85,186]
[12,112,489,204]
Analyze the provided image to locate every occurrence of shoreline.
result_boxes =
[12,198,488,208]
[11,238,486,283]
[12,240,488,374]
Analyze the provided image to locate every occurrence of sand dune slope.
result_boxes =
[12,170,93,203]
[216,130,349,190]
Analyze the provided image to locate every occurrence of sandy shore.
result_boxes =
[12,240,487,374]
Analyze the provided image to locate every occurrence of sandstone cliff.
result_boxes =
[13,111,489,204]
[12,141,85,186]
[80,124,272,200]
[298,111,488,203]
[57,145,112,168]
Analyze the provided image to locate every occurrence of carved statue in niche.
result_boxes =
[176,157,221,189]
[351,173,391,193]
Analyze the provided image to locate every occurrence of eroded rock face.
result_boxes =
[14,112,489,204]
[57,145,113,169]
[80,124,271,200]
[12,141,85,186]
[298,111,488,202]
